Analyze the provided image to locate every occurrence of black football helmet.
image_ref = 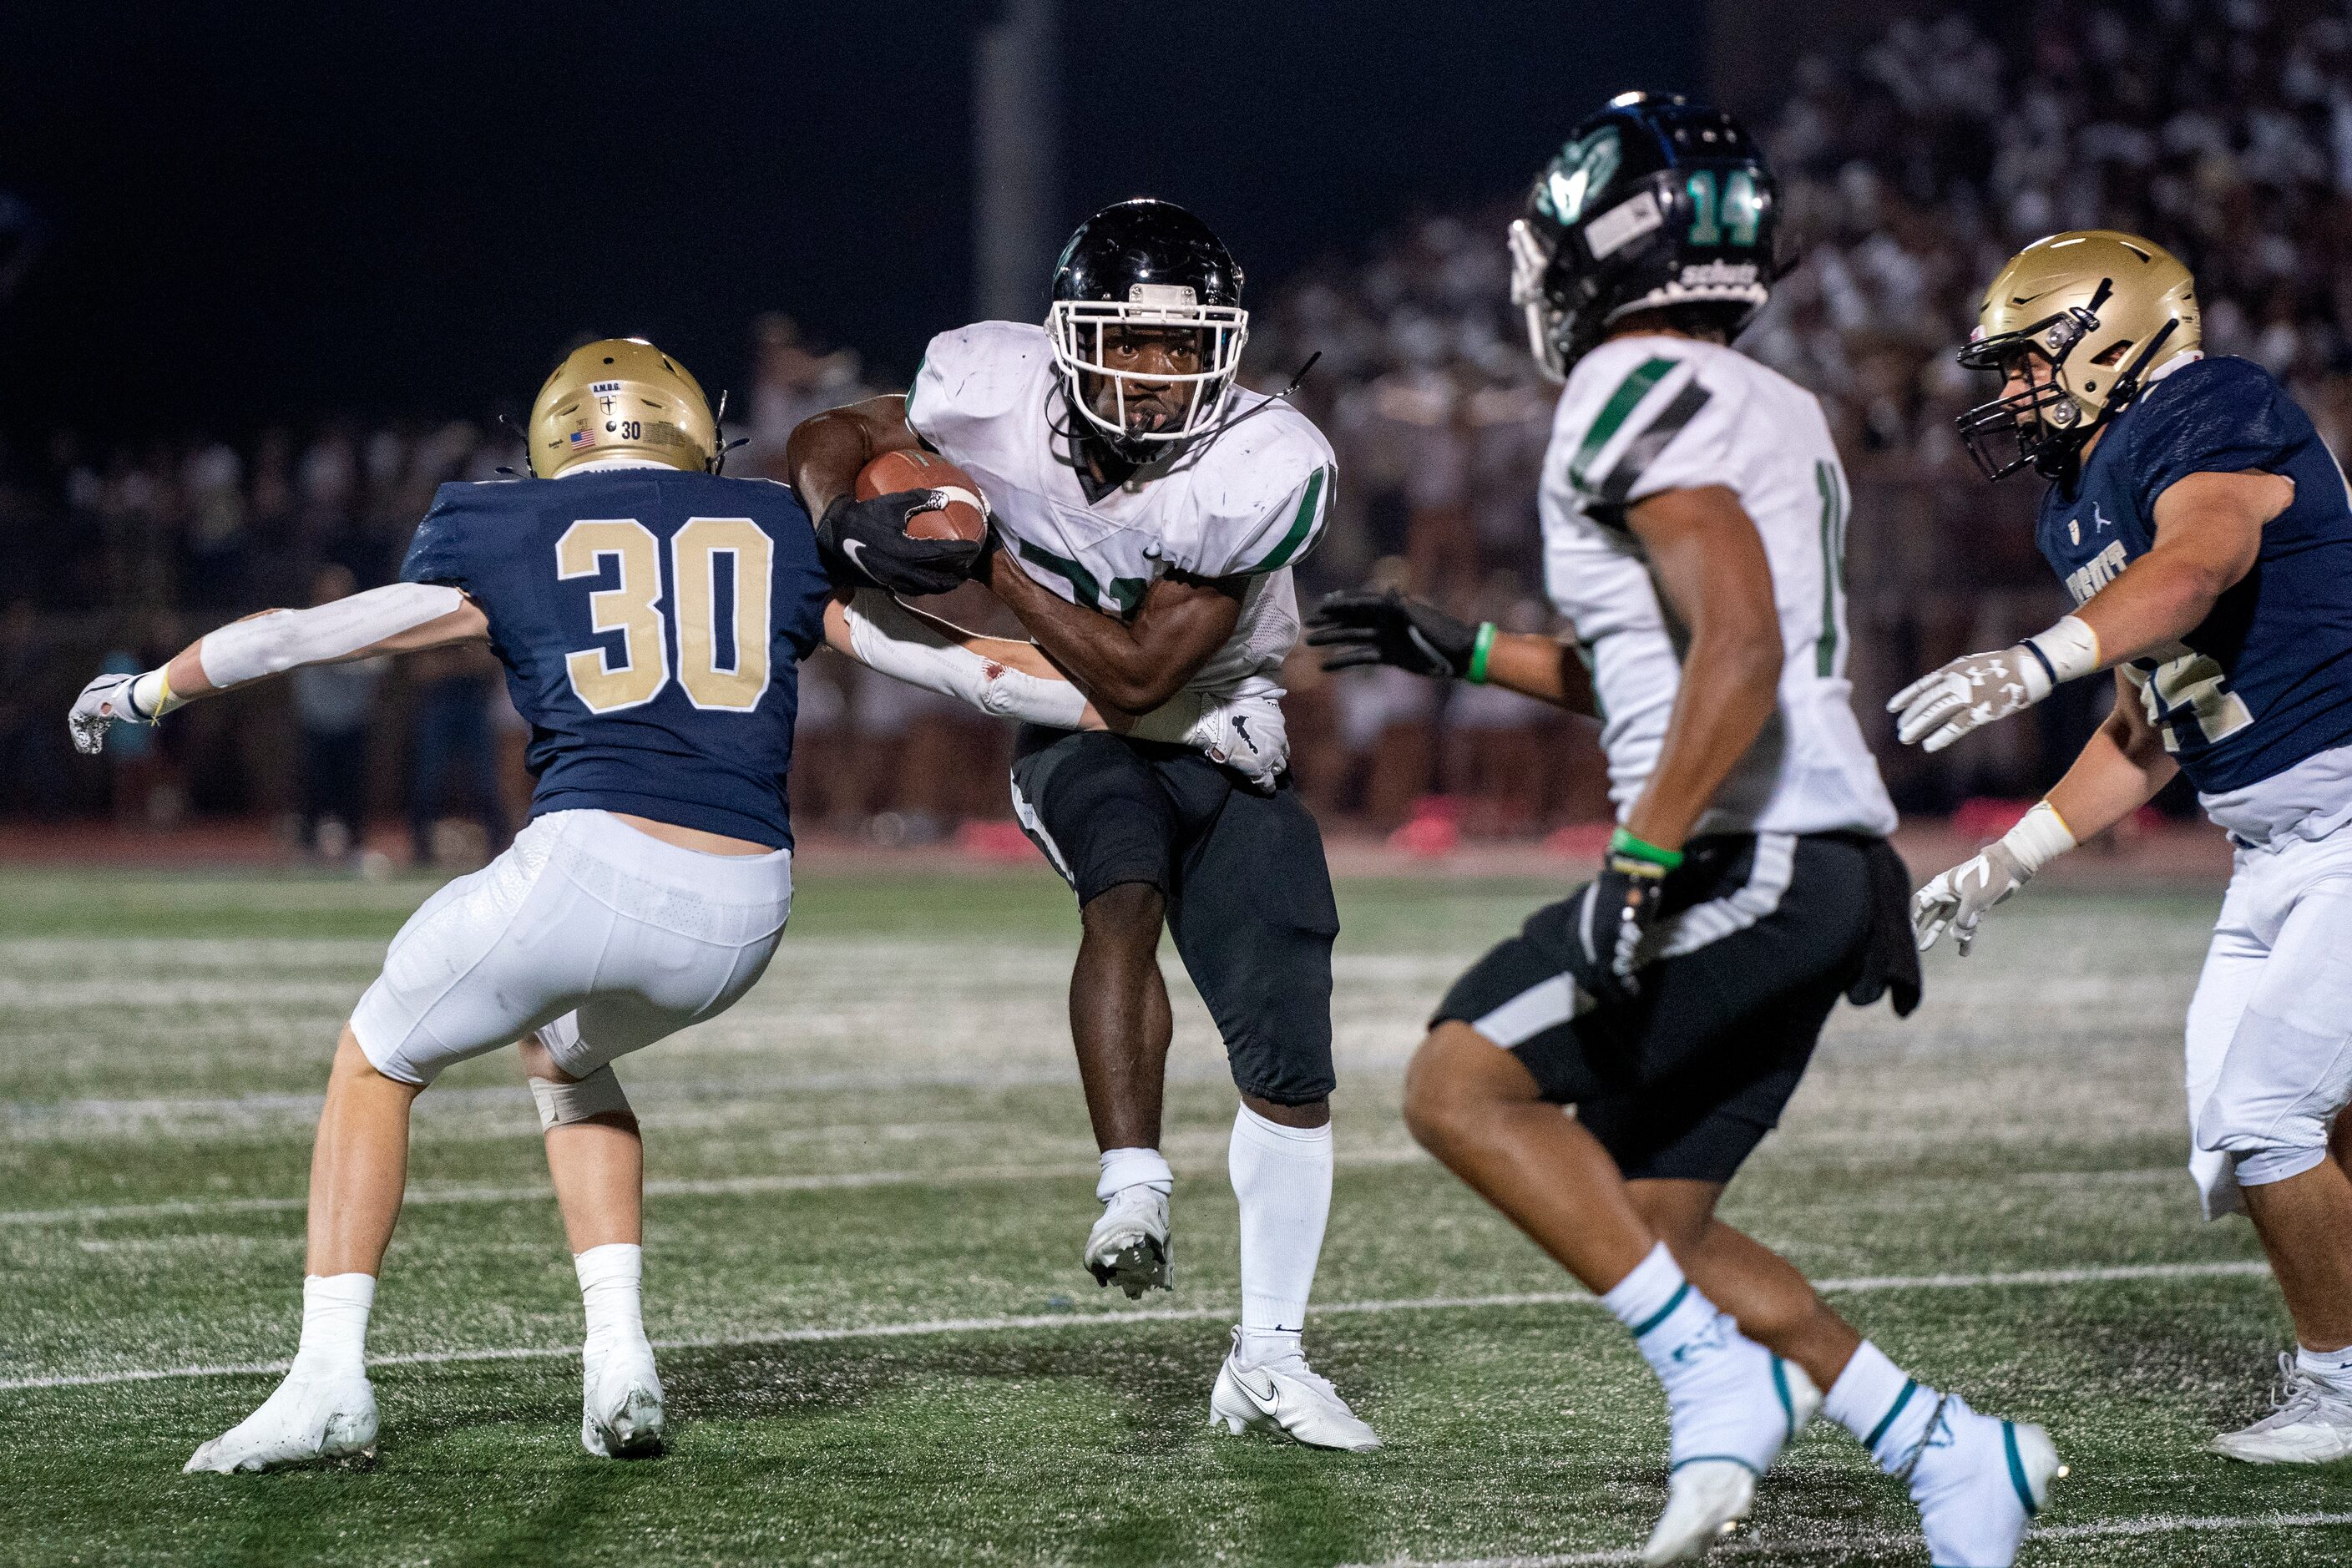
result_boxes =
[1047,198,1248,458]
[1510,92,1780,381]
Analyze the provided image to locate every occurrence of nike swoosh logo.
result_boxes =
[840,538,873,578]
[1238,1369,1279,1405]
[2010,291,2051,306]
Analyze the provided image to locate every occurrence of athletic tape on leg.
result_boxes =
[529,1065,633,1130]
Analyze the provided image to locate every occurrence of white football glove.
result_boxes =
[1888,645,2052,753]
[1910,841,2033,956]
[68,671,160,756]
[1911,800,2079,955]
[1889,615,2100,753]
[1185,697,1290,794]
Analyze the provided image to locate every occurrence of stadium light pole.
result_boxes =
[973,0,1061,324]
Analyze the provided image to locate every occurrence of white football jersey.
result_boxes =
[908,321,1334,706]
[1540,334,1897,838]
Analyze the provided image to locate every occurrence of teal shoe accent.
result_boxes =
[2002,1421,2038,1516]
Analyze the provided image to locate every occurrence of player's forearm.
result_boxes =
[786,397,919,518]
[984,552,1186,713]
[1621,630,1782,852]
[2043,701,2177,842]
[825,590,1096,730]
[1478,630,1596,716]
[2073,549,2238,670]
[121,586,482,715]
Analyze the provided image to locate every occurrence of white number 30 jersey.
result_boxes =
[908,321,1335,707]
[1540,334,1897,838]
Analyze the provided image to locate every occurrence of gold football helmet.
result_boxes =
[1956,230,2201,480]
[529,338,718,478]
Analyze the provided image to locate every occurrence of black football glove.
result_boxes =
[1576,832,1679,1009]
[815,490,984,597]
[1306,589,1479,678]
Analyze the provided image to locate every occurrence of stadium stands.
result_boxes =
[6,0,2349,844]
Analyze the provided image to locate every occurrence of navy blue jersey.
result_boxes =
[400,469,831,847]
[2036,356,2352,792]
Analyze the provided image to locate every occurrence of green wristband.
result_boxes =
[1464,622,1497,685]
[1608,826,1684,870]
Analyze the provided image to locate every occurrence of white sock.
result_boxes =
[2299,1343,2352,1388]
[1228,1105,1333,1364]
[1604,1243,1802,1473]
[1601,1243,1727,1385]
[1096,1146,1173,1201]
[291,1272,375,1378]
[1826,1340,1940,1472]
[576,1242,645,1358]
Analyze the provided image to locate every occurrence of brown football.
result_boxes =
[854,449,989,543]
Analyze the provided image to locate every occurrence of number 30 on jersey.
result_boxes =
[556,518,774,715]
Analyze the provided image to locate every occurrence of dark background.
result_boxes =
[0,1,1703,432]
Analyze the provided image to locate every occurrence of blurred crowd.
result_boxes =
[7,0,2352,852]
[1244,0,2352,817]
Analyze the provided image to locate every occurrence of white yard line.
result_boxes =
[0,1147,1436,1227]
[0,1155,2199,1229]
[1352,1511,2352,1568]
[1341,1510,2352,1566]
[0,1258,2272,1393]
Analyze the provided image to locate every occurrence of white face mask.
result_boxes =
[1046,285,1249,448]
[1508,217,1568,383]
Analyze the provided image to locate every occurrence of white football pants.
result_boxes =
[350,809,792,1086]
[2185,823,2352,1219]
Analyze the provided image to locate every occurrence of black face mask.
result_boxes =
[1954,308,2177,483]
[1954,347,2089,482]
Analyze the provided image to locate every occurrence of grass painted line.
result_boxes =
[1343,1510,2352,1567]
[0,1059,1404,1135]
[0,1147,1436,1229]
[0,1258,2273,1393]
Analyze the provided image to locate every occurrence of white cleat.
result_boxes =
[2209,1353,2352,1464]
[1907,1393,2062,1566]
[1642,1349,1821,1565]
[1085,1185,1171,1299]
[1208,1328,1380,1452]
[581,1336,665,1459]
[1643,1460,1754,1565]
[184,1367,378,1474]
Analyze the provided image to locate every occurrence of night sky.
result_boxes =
[0,1,1703,435]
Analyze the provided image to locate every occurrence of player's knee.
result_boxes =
[1404,1023,1529,1159]
[333,1023,425,1093]
[529,1064,637,1135]
[2196,1075,2344,1190]
[1079,881,1166,946]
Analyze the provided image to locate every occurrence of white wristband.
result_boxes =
[2000,800,2078,876]
[2017,615,2101,696]
[127,667,186,721]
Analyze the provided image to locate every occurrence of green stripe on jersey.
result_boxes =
[1569,356,1677,490]
[903,355,927,428]
[1594,381,1712,505]
[1250,463,1330,573]
[1814,460,1847,676]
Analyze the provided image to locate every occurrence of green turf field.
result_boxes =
[2,866,2348,1565]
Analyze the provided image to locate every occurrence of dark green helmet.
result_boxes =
[1510,92,1780,380]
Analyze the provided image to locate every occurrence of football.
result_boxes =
[855,448,990,543]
